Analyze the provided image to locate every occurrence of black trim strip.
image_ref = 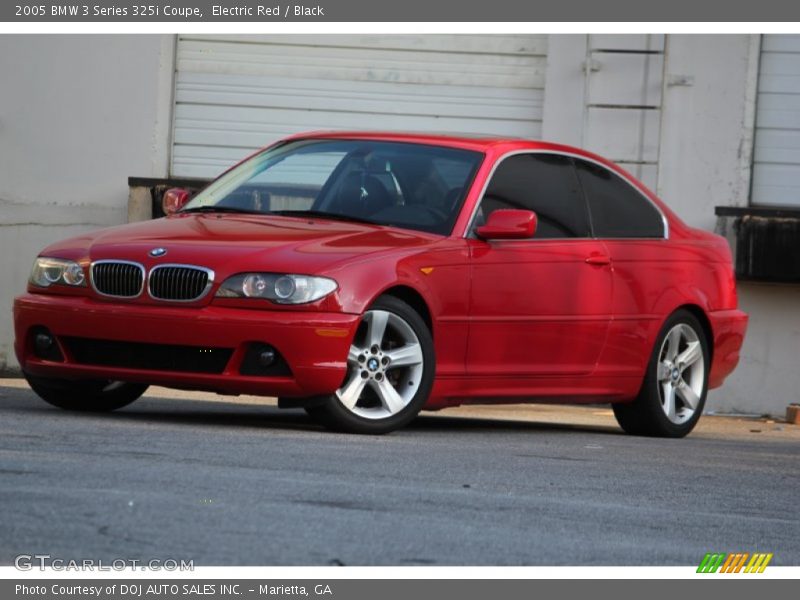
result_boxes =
[128,176,211,188]
[715,205,800,218]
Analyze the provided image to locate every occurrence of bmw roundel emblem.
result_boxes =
[149,247,168,258]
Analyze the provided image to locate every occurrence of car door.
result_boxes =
[572,157,669,378]
[466,153,613,378]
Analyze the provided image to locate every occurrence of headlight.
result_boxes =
[215,273,337,304]
[29,257,86,288]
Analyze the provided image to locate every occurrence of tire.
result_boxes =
[24,373,147,412]
[306,295,435,434]
[613,309,710,438]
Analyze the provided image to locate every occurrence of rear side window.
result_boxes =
[477,153,591,238]
[574,159,665,238]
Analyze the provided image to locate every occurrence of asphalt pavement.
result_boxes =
[0,379,798,566]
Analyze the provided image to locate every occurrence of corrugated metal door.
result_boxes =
[171,35,548,178]
[752,35,800,206]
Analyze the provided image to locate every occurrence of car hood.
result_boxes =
[42,213,443,275]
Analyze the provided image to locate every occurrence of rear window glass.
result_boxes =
[574,159,665,238]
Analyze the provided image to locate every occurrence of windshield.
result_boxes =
[182,139,484,235]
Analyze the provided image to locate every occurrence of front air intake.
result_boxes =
[63,337,232,373]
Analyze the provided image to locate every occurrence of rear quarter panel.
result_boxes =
[596,235,739,384]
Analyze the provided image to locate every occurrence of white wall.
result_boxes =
[0,35,175,372]
[657,35,758,225]
[720,282,800,415]
[541,35,587,146]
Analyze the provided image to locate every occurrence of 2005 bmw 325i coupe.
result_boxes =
[14,132,748,436]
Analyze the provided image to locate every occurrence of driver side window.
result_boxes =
[476,153,591,239]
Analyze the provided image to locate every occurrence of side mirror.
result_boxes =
[162,188,191,216]
[475,209,537,240]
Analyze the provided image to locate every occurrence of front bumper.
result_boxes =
[13,293,359,397]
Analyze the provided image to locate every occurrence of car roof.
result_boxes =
[283,130,596,156]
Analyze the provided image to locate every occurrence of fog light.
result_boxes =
[31,328,63,362]
[35,333,53,353]
[239,343,291,377]
[258,348,276,367]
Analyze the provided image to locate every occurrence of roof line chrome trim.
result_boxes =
[461,149,669,241]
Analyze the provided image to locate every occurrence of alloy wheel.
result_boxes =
[656,323,705,425]
[336,309,424,420]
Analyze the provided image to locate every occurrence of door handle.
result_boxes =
[585,255,611,266]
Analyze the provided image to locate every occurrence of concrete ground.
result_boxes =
[0,378,798,566]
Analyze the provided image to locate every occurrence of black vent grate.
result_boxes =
[91,262,144,298]
[149,266,210,301]
[63,337,232,374]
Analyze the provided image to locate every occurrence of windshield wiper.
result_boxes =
[269,210,379,226]
[180,206,262,215]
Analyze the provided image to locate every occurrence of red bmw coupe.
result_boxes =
[13,132,748,436]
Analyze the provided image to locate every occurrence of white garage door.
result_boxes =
[171,35,548,178]
[752,34,800,206]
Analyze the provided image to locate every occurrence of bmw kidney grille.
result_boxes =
[90,262,212,302]
[90,262,145,298]
[148,265,212,301]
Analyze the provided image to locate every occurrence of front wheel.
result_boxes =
[24,373,148,412]
[306,295,435,434]
[613,310,709,438]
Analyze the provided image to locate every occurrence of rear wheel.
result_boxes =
[24,373,147,412]
[306,295,434,434]
[613,310,709,438]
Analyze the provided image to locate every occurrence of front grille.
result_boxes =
[63,337,233,374]
[149,265,211,301]
[91,262,144,298]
